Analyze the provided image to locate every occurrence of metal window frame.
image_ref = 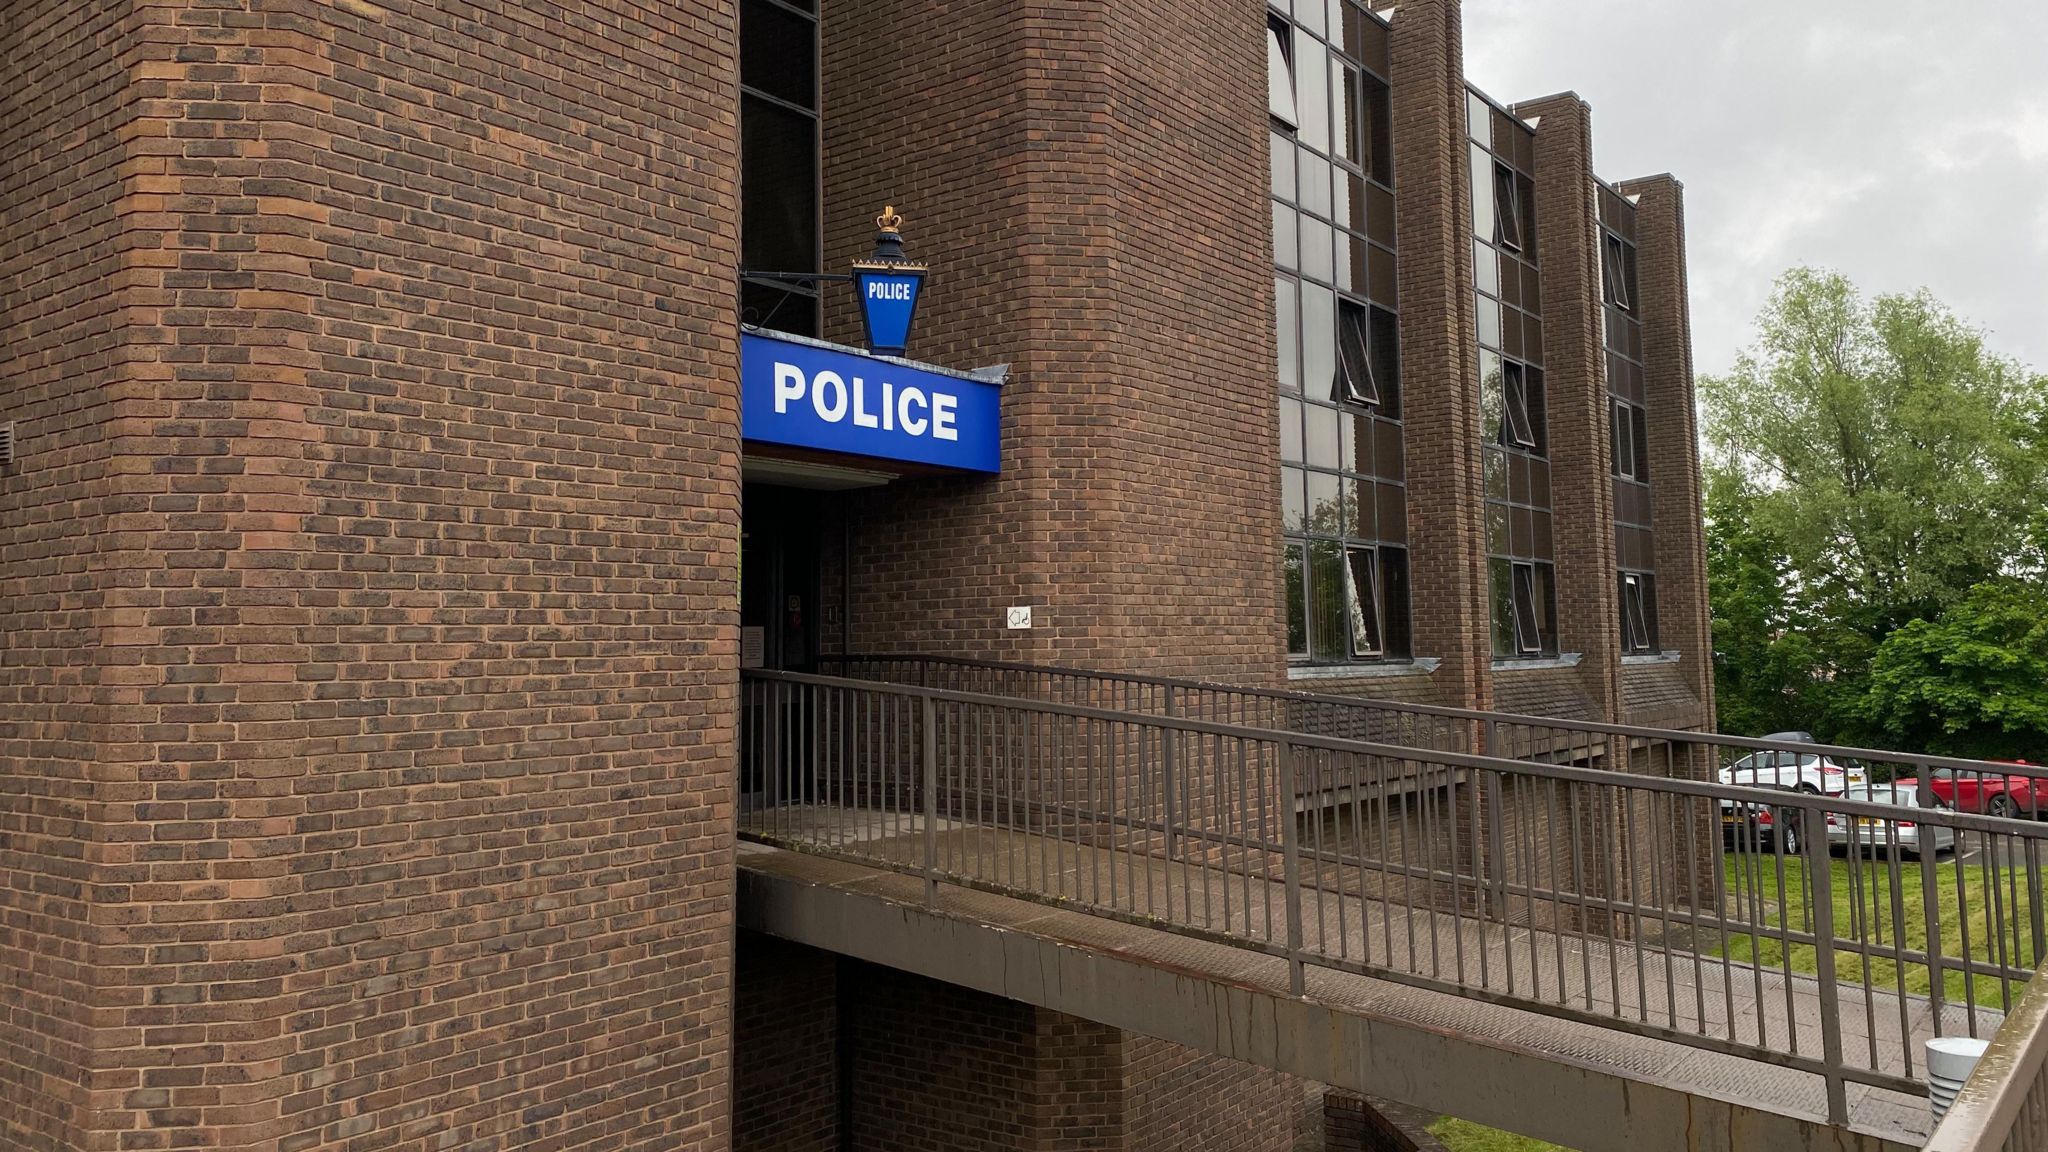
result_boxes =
[1268,19,1299,129]
[1502,361,1536,449]
[1493,161,1523,252]
[1510,560,1541,655]
[1344,544,1384,658]
[1336,298,1379,407]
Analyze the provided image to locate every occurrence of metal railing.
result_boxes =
[740,668,2048,1127]
[828,653,2048,790]
[1925,962,2048,1151]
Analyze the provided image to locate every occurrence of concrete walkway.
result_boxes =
[740,804,2009,1146]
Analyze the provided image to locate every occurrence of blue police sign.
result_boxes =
[740,330,1000,473]
[853,266,924,356]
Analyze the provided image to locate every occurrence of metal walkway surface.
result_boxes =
[738,665,2048,1149]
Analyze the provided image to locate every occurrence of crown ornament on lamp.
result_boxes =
[850,204,927,356]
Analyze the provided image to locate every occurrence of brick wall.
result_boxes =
[1620,175,1714,730]
[818,0,1283,684]
[1125,1035,1299,1152]
[733,935,839,1152]
[1,2,744,1148]
[0,1,139,1146]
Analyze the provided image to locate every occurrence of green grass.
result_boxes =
[1712,852,2038,1008]
[1427,1116,1576,1151]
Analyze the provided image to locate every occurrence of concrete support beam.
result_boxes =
[739,848,1914,1152]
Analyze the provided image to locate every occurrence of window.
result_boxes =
[1603,233,1632,311]
[1502,362,1536,449]
[1268,21,1297,128]
[1611,399,1650,482]
[1285,542,1308,656]
[1335,299,1378,406]
[1621,573,1649,653]
[1345,545,1382,656]
[1631,404,1650,481]
[1493,162,1522,251]
[1368,305,1400,416]
[739,0,819,336]
[1511,562,1541,655]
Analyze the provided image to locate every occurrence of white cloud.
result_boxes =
[1462,0,2048,376]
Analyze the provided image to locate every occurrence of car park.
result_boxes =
[1718,745,1868,795]
[1925,760,2048,819]
[1823,783,1955,857]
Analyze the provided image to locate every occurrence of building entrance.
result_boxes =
[740,483,823,674]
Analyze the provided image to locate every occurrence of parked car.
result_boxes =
[1718,745,1868,795]
[1720,792,1807,855]
[1925,761,2048,819]
[1824,783,1955,857]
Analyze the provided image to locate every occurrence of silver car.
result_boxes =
[1825,783,1955,857]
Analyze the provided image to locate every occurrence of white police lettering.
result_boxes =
[898,386,928,436]
[774,361,963,442]
[867,280,914,302]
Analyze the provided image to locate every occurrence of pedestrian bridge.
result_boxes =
[735,657,2048,1152]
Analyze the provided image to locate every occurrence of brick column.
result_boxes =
[1374,0,1490,716]
[1515,93,1622,721]
[820,0,1285,685]
[1619,176,1714,727]
[3,4,744,1150]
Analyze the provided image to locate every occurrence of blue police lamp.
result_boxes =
[850,206,927,357]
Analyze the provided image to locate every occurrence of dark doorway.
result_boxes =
[741,483,824,673]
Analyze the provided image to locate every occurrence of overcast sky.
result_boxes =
[1462,0,2048,379]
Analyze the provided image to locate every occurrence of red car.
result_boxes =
[1927,761,2047,819]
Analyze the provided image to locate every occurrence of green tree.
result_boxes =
[1702,269,2048,742]
[1861,580,2048,760]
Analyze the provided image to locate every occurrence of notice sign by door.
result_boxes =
[740,626,766,669]
[740,330,1000,473]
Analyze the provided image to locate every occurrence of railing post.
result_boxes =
[1162,685,1179,862]
[923,692,939,909]
[1918,757,1948,1033]
[1805,799,1848,1126]
[1280,739,1306,998]
[1486,770,1508,920]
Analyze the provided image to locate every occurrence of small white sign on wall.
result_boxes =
[1006,606,1033,630]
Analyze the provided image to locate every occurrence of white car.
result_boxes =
[1719,747,1867,795]
[1824,783,1955,857]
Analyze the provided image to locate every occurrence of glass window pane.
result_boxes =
[1286,543,1308,656]
[1380,547,1411,657]
[1489,558,1515,657]
[1345,476,1372,539]
[1467,91,1489,142]
[1525,366,1547,455]
[1300,218,1335,284]
[1494,163,1522,250]
[1300,151,1332,218]
[1368,305,1400,415]
[1283,466,1307,532]
[1276,276,1299,394]
[1469,143,1494,238]
[741,0,816,108]
[1485,501,1509,554]
[1298,45,1330,154]
[1273,202,1298,272]
[1512,563,1540,654]
[1366,183,1395,245]
[1375,419,1403,482]
[1478,350,1503,443]
[1376,482,1406,545]
[740,95,818,274]
[1302,285,1336,403]
[1476,293,1501,349]
[1363,73,1392,185]
[1337,300,1375,405]
[1309,540,1346,659]
[1368,244,1397,309]
[1306,469,1341,534]
[1336,64,1361,166]
[1268,24,1298,127]
[1305,402,1341,467]
[1631,405,1651,481]
[1474,240,1499,296]
[1483,446,1507,499]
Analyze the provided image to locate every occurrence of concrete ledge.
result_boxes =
[737,845,1916,1152]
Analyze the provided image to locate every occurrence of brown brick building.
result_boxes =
[0,0,1708,1148]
